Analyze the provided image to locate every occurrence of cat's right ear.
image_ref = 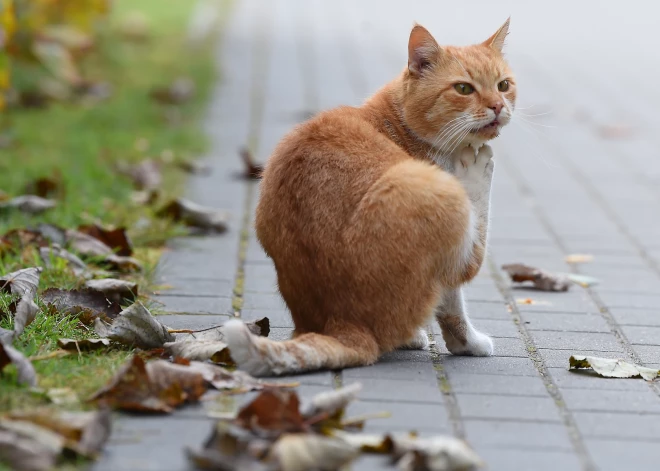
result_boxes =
[408,24,440,77]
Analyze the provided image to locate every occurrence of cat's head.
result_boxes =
[400,19,516,153]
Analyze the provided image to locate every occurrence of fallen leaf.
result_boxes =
[389,435,483,471]
[115,159,162,191]
[150,77,195,105]
[0,267,42,296]
[39,245,88,276]
[11,294,39,339]
[0,196,56,215]
[239,148,263,179]
[157,198,228,233]
[0,342,38,386]
[57,338,111,352]
[24,175,63,199]
[235,389,306,437]
[502,263,571,292]
[564,254,593,264]
[569,355,659,381]
[89,355,207,412]
[65,229,113,257]
[41,288,121,325]
[267,434,359,471]
[35,224,67,246]
[0,229,48,253]
[300,383,362,419]
[0,419,61,471]
[77,224,133,256]
[185,362,298,393]
[101,253,143,273]
[83,279,138,304]
[165,317,270,363]
[566,273,599,288]
[101,302,174,349]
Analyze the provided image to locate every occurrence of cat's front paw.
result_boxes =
[454,144,494,184]
[444,328,494,357]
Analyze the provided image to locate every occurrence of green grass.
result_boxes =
[0,0,229,414]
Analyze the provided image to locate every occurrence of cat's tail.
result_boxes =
[223,319,379,376]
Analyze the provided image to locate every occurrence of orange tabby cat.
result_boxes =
[224,20,516,376]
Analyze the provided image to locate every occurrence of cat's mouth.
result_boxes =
[471,120,500,136]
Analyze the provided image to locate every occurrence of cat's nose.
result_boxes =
[489,103,503,116]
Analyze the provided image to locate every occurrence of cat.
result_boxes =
[223,19,516,376]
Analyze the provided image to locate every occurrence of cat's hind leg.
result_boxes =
[398,328,430,350]
[436,288,493,356]
[223,320,379,376]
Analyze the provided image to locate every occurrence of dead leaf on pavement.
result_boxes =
[57,338,111,352]
[300,383,362,419]
[185,361,298,393]
[41,288,121,325]
[165,317,270,363]
[564,254,593,264]
[388,435,484,471]
[100,302,174,349]
[0,342,38,387]
[569,355,660,381]
[267,434,359,471]
[0,196,56,215]
[239,148,263,179]
[157,198,228,233]
[502,263,571,292]
[115,159,162,191]
[78,224,133,256]
[150,77,195,105]
[89,355,207,412]
[235,389,306,437]
[83,279,138,304]
[0,267,42,296]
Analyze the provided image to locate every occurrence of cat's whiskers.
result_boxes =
[434,120,472,156]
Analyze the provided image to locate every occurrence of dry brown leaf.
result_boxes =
[65,229,112,257]
[23,175,63,200]
[0,419,61,471]
[185,361,297,393]
[89,355,208,412]
[116,159,162,191]
[11,294,39,339]
[77,224,133,257]
[0,342,38,387]
[101,302,174,349]
[157,198,228,233]
[41,288,121,325]
[389,435,483,471]
[0,267,42,296]
[83,279,138,304]
[502,263,570,292]
[239,148,263,179]
[235,389,306,437]
[0,196,56,215]
[267,434,359,471]
[150,77,195,105]
[57,338,111,352]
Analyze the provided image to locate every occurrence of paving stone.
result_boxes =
[154,277,233,297]
[622,325,660,346]
[610,308,660,327]
[346,400,450,433]
[464,300,512,320]
[455,394,561,422]
[154,294,232,315]
[522,312,611,333]
[630,345,660,364]
[268,327,293,341]
[447,372,548,396]
[353,377,443,404]
[529,331,623,352]
[586,438,660,471]
[463,420,573,451]
[156,314,231,330]
[548,367,651,391]
[344,360,436,382]
[475,448,582,471]
[598,292,660,309]
[242,292,287,310]
[573,411,660,440]
[241,308,293,327]
[562,388,660,414]
[514,291,599,314]
[462,283,504,302]
[442,356,539,377]
[538,349,631,369]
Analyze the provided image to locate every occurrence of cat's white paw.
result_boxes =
[223,319,273,376]
[400,328,431,350]
[454,145,494,185]
[445,328,494,357]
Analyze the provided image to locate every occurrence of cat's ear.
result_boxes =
[483,17,510,52]
[408,24,441,76]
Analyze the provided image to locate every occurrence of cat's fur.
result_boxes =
[224,20,516,376]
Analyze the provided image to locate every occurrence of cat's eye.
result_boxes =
[498,80,509,92]
[454,83,474,95]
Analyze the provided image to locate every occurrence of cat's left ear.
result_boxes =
[483,17,510,52]
[408,24,441,76]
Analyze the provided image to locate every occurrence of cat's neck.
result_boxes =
[360,78,456,169]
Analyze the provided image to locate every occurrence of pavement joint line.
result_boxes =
[488,256,597,471]
[230,0,272,317]
[497,150,660,401]
[429,331,466,439]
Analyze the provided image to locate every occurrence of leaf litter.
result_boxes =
[569,355,660,381]
[501,263,571,292]
[0,196,56,215]
[156,198,228,233]
[187,384,482,471]
[42,287,122,325]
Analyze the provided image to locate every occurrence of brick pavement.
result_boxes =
[95,1,660,470]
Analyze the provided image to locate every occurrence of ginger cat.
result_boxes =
[224,20,516,376]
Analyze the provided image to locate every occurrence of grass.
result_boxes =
[0,0,228,415]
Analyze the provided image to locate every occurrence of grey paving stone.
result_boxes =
[241,308,293,327]
[463,420,573,451]
[630,345,660,364]
[156,314,231,330]
[598,292,660,309]
[548,367,651,391]
[514,291,599,314]
[448,372,548,396]
[154,294,232,315]
[156,249,238,281]
[529,331,623,352]
[465,300,512,320]
[523,312,611,333]
[573,411,660,440]
[353,377,443,404]
[610,308,660,327]
[268,327,293,341]
[346,400,450,433]
[455,394,561,422]
[242,292,287,310]
[462,283,504,302]
[562,388,660,414]
[243,275,278,293]
[475,448,582,471]
[586,438,660,471]
[538,349,631,369]
[622,325,660,346]
[442,356,539,377]
[154,277,233,297]
[344,360,436,382]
